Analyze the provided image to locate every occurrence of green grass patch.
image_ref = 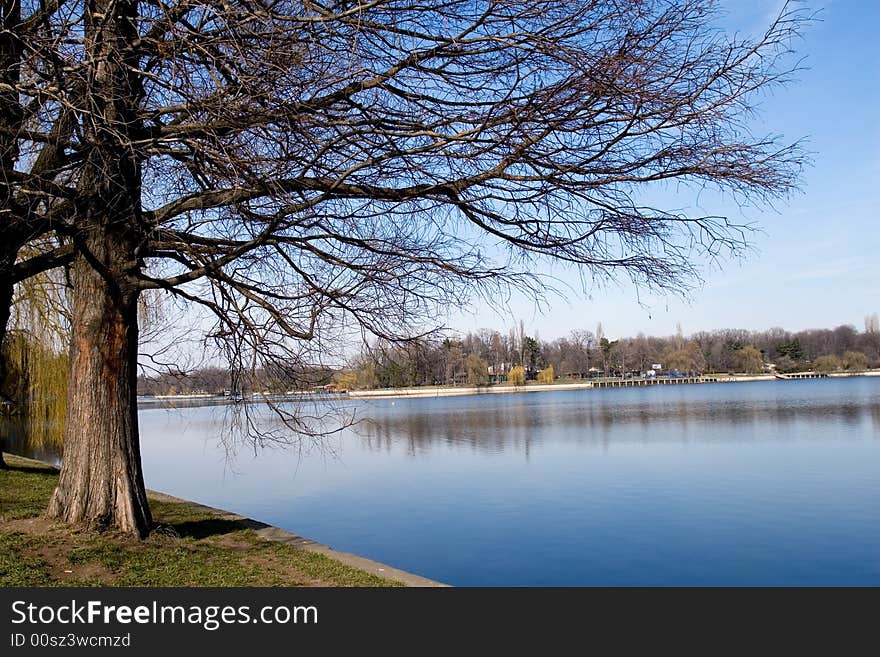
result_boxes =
[0,453,401,587]
[0,532,52,586]
[0,456,58,520]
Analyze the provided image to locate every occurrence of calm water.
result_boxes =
[14,378,880,585]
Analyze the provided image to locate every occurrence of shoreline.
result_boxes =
[1,452,447,588]
[146,489,448,587]
[345,370,880,400]
[138,369,880,404]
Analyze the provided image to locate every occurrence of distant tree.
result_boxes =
[599,338,618,374]
[442,340,465,386]
[516,321,527,369]
[773,355,801,374]
[735,346,765,374]
[508,366,526,387]
[524,337,541,375]
[356,363,379,391]
[857,323,880,367]
[664,349,690,373]
[537,365,555,385]
[813,355,842,373]
[776,338,804,361]
[831,326,859,355]
[466,354,489,387]
[841,351,868,372]
[333,371,359,392]
[687,343,707,375]
[664,342,705,375]
[723,338,747,370]
[627,333,657,374]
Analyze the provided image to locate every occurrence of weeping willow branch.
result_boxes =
[1,241,71,450]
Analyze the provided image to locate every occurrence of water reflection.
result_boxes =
[7,381,880,465]
[0,416,61,465]
[104,378,880,585]
[355,385,880,456]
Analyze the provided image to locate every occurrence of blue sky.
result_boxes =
[448,0,879,342]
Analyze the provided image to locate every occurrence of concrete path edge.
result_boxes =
[146,490,450,587]
[3,453,448,588]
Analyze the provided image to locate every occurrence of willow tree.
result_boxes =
[8,0,806,535]
[0,244,70,467]
[0,0,76,466]
[0,236,70,470]
[0,267,69,469]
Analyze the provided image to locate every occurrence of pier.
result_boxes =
[774,371,828,380]
[591,376,721,388]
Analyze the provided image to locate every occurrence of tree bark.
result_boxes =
[47,0,151,536]
[47,240,151,536]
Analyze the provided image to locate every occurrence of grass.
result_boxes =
[0,532,53,586]
[0,453,401,587]
[0,458,59,519]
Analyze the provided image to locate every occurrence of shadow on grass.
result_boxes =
[3,463,58,476]
[169,517,271,540]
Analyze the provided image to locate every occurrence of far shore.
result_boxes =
[347,371,880,399]
[138,369,880,404]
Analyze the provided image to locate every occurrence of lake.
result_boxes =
[12,378,880,585]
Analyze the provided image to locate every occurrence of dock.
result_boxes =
[774,371,828,380]
[591,376,722,388]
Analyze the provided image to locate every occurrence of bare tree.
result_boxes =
[6,0,807,534]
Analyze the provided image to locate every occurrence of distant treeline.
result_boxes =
[136,316,880,396]
[337,317,880,390]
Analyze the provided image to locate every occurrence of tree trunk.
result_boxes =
[0,257,11,469]
[47,0,151,536]
[47,243,151,535]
